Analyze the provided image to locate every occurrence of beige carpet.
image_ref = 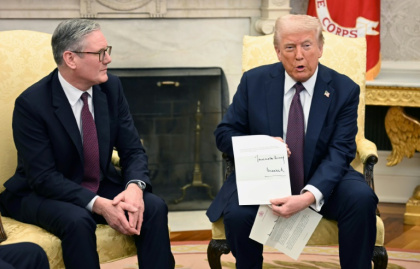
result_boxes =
[101,241,420,269]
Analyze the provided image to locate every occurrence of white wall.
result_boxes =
[375,151,420,203]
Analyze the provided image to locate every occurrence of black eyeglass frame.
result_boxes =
[71,46,112,62]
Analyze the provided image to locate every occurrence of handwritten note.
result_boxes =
[232,135,291,205]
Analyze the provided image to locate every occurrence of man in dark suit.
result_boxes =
[0,242,50,269]
[0,19,174,269]
[207,14,378,269]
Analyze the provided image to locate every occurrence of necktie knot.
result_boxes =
[294,82,305,95]
[81,92,89,105]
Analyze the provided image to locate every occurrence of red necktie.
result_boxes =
[80,92,100,193]
[287,82,305,195]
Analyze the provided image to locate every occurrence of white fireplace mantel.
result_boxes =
[0,0,290,34]
[0,0,261,19]
[0,0,290,101]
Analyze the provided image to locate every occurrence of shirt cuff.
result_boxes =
[301,184,324,212]
[86,195,99,212]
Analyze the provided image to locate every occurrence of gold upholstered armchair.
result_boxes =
[0,30,136,269]
[207,32,388,268]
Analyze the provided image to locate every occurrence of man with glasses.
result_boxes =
[0,19,174,269]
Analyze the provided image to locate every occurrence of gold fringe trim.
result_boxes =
[366,54,381,81]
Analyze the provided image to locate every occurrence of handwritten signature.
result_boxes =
[255,155,285,163]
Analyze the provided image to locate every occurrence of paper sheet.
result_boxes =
[250,205,322,260]
[232,135,291,205]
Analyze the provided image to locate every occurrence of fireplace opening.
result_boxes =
[109,67,229,211]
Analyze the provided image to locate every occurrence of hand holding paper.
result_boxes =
[269,191,316,219]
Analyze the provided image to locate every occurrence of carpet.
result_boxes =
[100,241,420,269]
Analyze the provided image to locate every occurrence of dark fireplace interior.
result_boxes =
[109,67,229,211]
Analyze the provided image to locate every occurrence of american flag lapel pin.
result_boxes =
[324,90,330,98]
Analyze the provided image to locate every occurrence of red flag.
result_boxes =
[307,0,381,80]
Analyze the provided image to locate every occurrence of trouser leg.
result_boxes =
[321,175,378,269]
[0,242,50,269]
[134,191,175,268]
[0,190,99,269]
[97,180,175,269]
[223,191,262,269]
[35,198,99,269]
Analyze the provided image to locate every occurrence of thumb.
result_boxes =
[270,197,285,205]
[269,198,278,204]
[112,192,124,205]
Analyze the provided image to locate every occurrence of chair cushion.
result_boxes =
[212,215,385,246]
[0,216,136,269]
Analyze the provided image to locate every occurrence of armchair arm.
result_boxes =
[357,137,378,165]
[111,149,121,168]
[222,153,235,181]
[356,138,378,191]
[112,139,143,170]
[0,214,7,243]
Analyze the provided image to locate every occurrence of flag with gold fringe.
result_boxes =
[307,0,381,80]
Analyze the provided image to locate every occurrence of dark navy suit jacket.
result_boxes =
[3,69,149,211]
[207,62,361,222]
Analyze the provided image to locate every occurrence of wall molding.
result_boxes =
[255,0,290,34]
[0,0,262,19]
[366,86,420,107]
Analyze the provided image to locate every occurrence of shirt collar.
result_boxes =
[58,71,93,106]
[284,66,319,96]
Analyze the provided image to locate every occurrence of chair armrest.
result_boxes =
[356,138,378,191]
[0,214,7,243]
[112,139,144,170]
[111,149,121,169]
[356,137,378,165]
[222,153,235,180]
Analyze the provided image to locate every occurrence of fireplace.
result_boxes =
[109,67,229,211]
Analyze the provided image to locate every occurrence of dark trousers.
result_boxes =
[222,175,378,269]
[0,242,50,269]
[0,179,174,269]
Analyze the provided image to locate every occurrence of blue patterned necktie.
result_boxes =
[287,82,305,195]
[80,92,100,193]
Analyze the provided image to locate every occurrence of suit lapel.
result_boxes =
[52,72,83,160]
[92,85,110,171]
[266,63,285,137]
[304,65,334,178]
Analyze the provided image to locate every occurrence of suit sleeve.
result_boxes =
[214,72,252,157]
[112,78,152,191]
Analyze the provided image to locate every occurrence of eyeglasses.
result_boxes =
[71,46,112,62]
